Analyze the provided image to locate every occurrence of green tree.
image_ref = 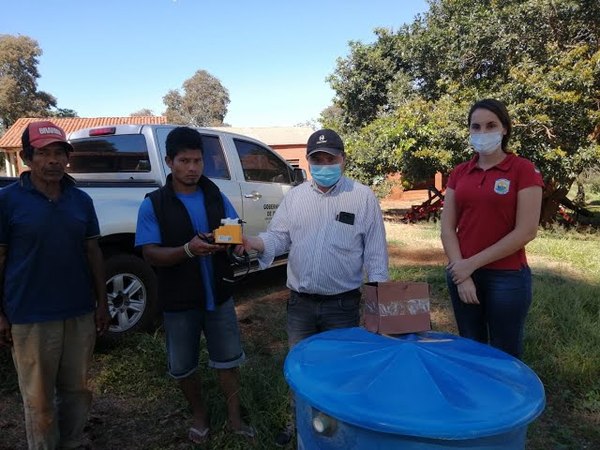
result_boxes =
[130,108,155,117]
[0,35,57,129]
[328,0,600,222]
[319,105,344,131]
[163,70,230,127]
[327,28,412,131]
[49,108,78,118]
[344,96,465,187]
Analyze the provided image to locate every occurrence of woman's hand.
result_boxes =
[447,258,476,285]
[457,277,479,304]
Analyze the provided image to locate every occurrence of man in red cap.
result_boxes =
[0,120,110,449]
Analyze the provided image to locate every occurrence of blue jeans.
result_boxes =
[287,289,361,347]
[447,266,532,359]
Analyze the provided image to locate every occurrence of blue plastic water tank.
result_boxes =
[285,328,545,450]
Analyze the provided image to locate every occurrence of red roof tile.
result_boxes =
[210,126,314,146]
[0,116,167,151]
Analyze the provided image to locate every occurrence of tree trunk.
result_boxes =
[540,181,570,226]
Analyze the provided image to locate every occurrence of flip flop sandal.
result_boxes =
[229,423,257,439]
[188,426,210,444]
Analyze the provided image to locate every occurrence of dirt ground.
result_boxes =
[0,207,453,450]
[0,269,293,450]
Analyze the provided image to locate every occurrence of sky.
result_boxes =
[3,0,429,127]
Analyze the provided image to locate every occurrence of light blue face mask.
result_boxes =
[470,131,503,154]
[310,163,342,187]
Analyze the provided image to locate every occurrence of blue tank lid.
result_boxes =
[284,327,545,439]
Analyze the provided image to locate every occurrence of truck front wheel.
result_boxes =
[104,254,158,339]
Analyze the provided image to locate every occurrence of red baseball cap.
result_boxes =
[21,121,73,152]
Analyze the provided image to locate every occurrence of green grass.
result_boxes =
[528,227,600,277]
[386,221,600,449]
[88,298,293,449]
[1,226,598,449]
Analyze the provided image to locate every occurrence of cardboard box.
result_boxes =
[363,281,431,335]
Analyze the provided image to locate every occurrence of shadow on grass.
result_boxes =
[1,262,597,449]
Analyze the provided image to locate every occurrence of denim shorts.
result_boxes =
[163,298,245,379]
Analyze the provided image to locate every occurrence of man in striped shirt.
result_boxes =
[243,128,389,446]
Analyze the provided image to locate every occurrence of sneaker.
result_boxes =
[274,423,295,447]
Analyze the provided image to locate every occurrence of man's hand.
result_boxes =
[189,233,223,256]
[95,304,111,335]
[0,313,12,347]
[242,235,264,253]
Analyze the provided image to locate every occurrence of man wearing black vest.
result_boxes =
[135,127,255,444]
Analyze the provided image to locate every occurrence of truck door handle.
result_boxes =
[244,191,263,200]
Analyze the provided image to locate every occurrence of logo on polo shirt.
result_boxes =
[494,178,510,195]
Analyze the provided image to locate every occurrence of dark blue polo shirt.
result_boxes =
[0,173,100,324]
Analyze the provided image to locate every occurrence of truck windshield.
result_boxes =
[68,135,150,173]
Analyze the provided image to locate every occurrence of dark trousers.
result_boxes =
[447,266,533,359]
[286,289,361,347]
[285,288,361,428]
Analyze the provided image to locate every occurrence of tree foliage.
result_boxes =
[343,96,465,186]
[130,108,154,117]
[0,35,57,129]
[328,0,600,222]
[48,108,78,118]
[163,70,230,127]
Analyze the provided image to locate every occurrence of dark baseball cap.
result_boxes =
[306,129,344,157]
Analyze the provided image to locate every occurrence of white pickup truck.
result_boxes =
[0,124,304,338]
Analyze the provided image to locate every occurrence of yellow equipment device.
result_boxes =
[213,218,243,244]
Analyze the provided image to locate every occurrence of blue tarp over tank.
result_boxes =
[285,327,545,441]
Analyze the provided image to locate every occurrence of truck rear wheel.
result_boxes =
[104,254,158,339]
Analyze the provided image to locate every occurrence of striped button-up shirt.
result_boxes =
[258,176,388,295]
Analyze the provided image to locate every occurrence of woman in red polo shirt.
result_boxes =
[441,99,544,359]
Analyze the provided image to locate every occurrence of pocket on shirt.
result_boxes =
[329,220,360,252]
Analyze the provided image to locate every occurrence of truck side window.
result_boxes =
[201,136,230,179]
[234,139,292,184]
[69,135,150,173]
[156,129,230,180]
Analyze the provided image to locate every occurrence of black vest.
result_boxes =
[148,174,234,311]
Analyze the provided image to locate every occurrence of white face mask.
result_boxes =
[470,131,503,155]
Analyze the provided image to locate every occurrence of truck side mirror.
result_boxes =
[293,168,307,185]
